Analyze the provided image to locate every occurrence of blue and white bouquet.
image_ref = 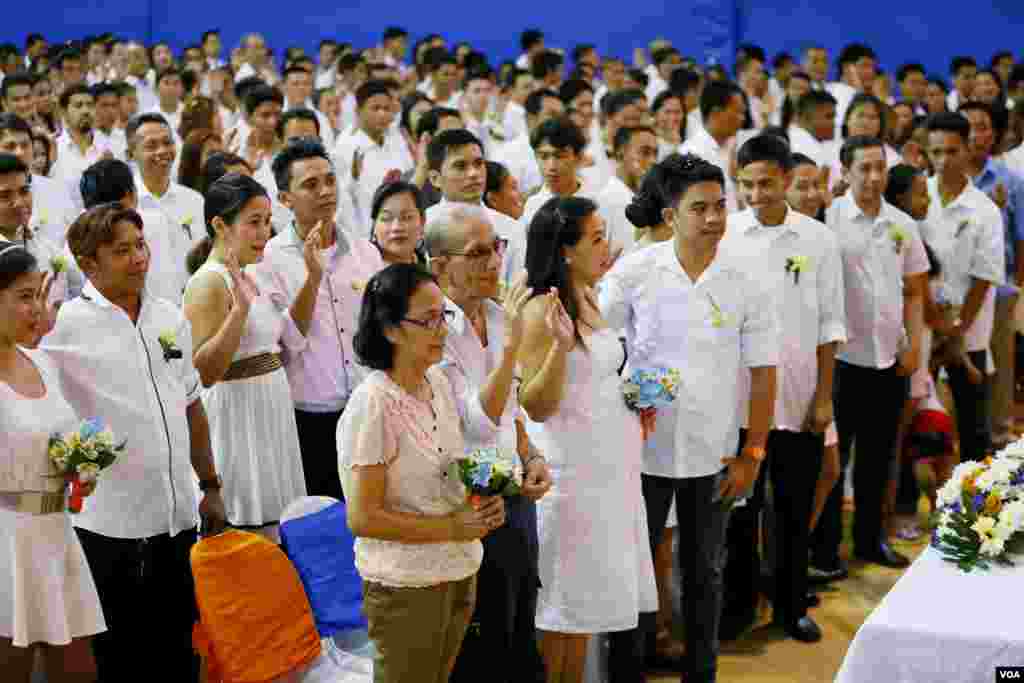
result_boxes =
[450,446,522,508]
[932,440,1024,572]
[622,367,681,412]
[48,418,126,513]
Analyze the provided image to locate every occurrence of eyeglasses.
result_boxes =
[402,309,455,330]
[443,238,508,270]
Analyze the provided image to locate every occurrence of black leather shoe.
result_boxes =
[778,615,822,643]
[855,542,911,568]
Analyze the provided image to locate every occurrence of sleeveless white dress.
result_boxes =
[526,328,658,633]
[0,348,106,647]
[185,261,306,536]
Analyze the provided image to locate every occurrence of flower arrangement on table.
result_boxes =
[932,441,1024,572]
[48,418,126,513]
[450,447,522,509]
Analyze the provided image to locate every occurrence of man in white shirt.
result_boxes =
[588,89,647,192]
[201,30,224,70]
[719,135,846,643]
[123,43,158,112]
[600,153,778,682]
[1,72,36,124]
[92,82,128,160]
[896,63,928,115]
[425,49,461,108]
[126,113,205,251]
[516,29,545,71]
[492,89,564,198]
[597,125,659,255]
[680,81,747,212]
[381,27,409,73]
[736,53,774,130]
[801,46,830,92]
[147,68,185,139]
[281,65,334,150]
[42,202,226,683]
[51,84,114,211]
[461,67,498,159]
[0,114,77,247]
[314,39,338,90]
[812,136,928,574]
[520,118,600,229]
[425,129,524,288]
[924,112,1005,462]
[827,43,877,140]
[787,90,838,168]
[78,157,189,303]
[645,47,682,104]
[500,68,533,144]
[0,154,68,308]
[333,79,414,231]
[234,33,278,85]
[425,204,550,683]
[262,138,385,500]
[947,56,977,112]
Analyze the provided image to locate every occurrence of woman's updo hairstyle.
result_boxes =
[353,263,438,371]
[626,153,725,229]
[0,243,38,291]
[187,173,269,275]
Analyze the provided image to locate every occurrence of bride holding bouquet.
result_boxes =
[0,243,106,682]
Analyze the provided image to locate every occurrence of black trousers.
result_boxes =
[450,496,545,683]
[947,349,992,462]
[812,361,908,565]
[723,430,823,623]
[295,408,345,500]
[76,527,199,683]
[643,471,732,683]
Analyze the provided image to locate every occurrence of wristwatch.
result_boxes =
[741,446,766,463]
[199,475,223,492]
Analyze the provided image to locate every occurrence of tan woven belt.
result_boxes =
[11,491,65,515]
[222,352,282,382]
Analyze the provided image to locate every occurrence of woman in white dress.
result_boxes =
[518,197,657,683]
[183,173,308,542]
[0,244,106,682]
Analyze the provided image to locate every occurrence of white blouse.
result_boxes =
[337,366,489,588]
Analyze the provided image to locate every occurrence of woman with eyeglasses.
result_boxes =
[370,181,428,266]
[338,263,505,683]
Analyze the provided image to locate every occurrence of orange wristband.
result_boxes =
[742,446,766,463]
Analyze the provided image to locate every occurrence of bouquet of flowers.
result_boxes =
[450,446,522,509]
[931,441,1024,572]
[622,367,681,412]
[48,418,126,513]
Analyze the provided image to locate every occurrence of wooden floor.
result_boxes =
[650,520,930,683]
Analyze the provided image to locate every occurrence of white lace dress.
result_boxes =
[0,348,106,647]
[185,261,306,536]
[525,328,658,633]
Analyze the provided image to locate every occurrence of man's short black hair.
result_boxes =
[950,56,977,77]
[558,79,594,106]
[125,112,170,147]
[426,128,483,172]
[272,137,330,191]
[525,88,560,117]
[244,84,284,116]
[59,83,93,110]
[571,43,596,65]
[796,90,837,118]
[737,133,793,171]
[929,110,971,144]
[0,152,29,177]
[837,43,877,72]
[531,51,563,81]
[520,29,544,52]
[602,89,645,119]
[699,81,744,121]
[897,63,926,83]
[278,108,320,140]
[1,72,35,101]
[415,107,461,139]
[530,117,586,154]
[201,30,220,45]
[355,79,393,109]
[91,82,119,100]
[0,113,32,139]
[383,27,408,42]
[840,135,885,168]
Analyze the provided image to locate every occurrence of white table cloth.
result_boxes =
[836,547,1024,683]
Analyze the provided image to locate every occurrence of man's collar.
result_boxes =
[738,206,798,235]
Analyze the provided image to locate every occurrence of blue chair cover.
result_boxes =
[280,500,367,637]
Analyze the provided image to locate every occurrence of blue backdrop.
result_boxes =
[9,1,1024,80]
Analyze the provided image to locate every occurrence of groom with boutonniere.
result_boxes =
[718,134,847,644]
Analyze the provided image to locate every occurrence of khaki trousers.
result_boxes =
[363,574,477,683]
